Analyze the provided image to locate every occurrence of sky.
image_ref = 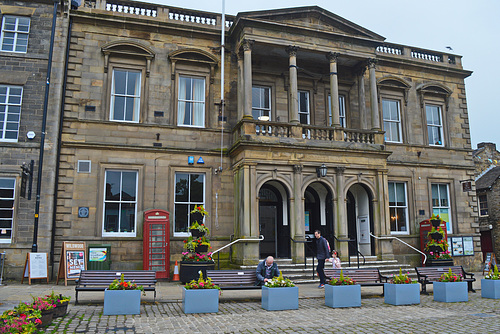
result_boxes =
[147,0,499,149]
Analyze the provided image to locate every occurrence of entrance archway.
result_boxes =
[258,181,290,258]
[304,182,334,256]
[346,183,374,256]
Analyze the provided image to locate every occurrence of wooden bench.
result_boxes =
[206,270,261,290]
[75,270,157,304]
[324,268,389,295]
[415,266,475,294]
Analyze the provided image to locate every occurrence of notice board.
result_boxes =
[21,252,49,285]
[57,241,86,286]
[483,252,497,275]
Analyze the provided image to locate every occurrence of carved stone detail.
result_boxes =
[286,45,299,57]
[326,52,340,62]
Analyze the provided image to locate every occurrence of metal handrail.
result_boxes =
[332,236,365,268]
[369,233,427,264]
[290,237,316,279]
[212,235,264,269]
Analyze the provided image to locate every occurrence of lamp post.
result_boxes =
[316,164,328,178]
[31,0,59,253]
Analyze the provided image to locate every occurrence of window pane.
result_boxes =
[395,183,406,206]
[175,204,188,233]
[127,72,140,95]
[113,96,125,120]
[0,179,15,188]
[175,173,189,202]
[104,203,119,232]
[105,171,121,200]
[190,174,204,202]
[120,203,135,232]
[113,70,126,94]
[121,172,137,201]
[388,182,395,204]
[125,97,135,121]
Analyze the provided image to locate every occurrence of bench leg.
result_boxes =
[468,281,476,293]
[154,290,156,302]
[75,290,78,305]
[420,282,429,295]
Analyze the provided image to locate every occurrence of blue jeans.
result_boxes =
[317,259,326,284]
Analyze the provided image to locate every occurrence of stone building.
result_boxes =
[2,0,482,277]
[0,0,69,277]
[474,142,500,263]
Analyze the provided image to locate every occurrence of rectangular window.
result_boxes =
[103,170,138,236]
[431,183,452,233]
[0,85,23,142]
[426,104,443,146]
[478,194,488,216]
[110,69,141,122]
[382,99,402,143]
[388,182,409,234]
[178,76,205,127]
[174,172,205,235]
[0,178,15,243]
[299,90,310,138]
[328,95,346,127]
[1,16,30,53]
[252,86,271,120]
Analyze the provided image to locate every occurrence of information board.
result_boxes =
[483,252,497,275]
[21,252,49,285]
[57,241,86,286]
[449,236,475,257]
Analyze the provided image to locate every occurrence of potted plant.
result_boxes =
[182,270,221,314]
[433,268,468,302]
[30,296,56,327]
[0,311,40,334]
[325,270,361,308]
[103,273,145,315]
[262,272,298,311]
[384,268,420,305]
[44,291,71,318]
[190,205,209,224]
[190,221,209,238]
[482,265,500,299]
[430,214,442,228]
[425,222,453,267]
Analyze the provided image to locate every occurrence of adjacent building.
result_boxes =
[1,0,482,278]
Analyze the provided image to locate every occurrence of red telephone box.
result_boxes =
[143,209,170,279]
[419,218,448,266]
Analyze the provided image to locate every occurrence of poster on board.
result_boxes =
[21,252,49,285]
[56,241,86,286]
[462,237,474,256]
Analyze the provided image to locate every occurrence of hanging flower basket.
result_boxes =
[195,244,209,253]
[429,232,443,240]
[191,229,205,238]
[430,219,441,228]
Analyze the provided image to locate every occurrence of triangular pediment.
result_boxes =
[238,6,385,41]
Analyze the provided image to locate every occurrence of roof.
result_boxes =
[476,166,500,191]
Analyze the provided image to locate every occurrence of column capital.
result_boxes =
[286,45,299,57]
[367,58,378,68]
[242,39,254,52]
[293,164,303,174]
[335,166,345,174]
[326,51,341,62]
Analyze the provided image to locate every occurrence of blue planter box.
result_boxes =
[481,279,500,299]
[262,286,299,311]
[384,283,420,305]
[325,284,361,308]
[433,281,468,302]
[182,288,219,314]
[103,289,141,315]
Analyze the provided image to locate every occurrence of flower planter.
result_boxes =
[324,284,361,308]
[384,283,420,305]
[426,258,454,267]
[262,286,299,311]
[182,288,219,313]
[190,229,205,238]
[52,301,69,318]
[103,289,141,315]
[427,245,443,253]
[429,232,443,240]
[430,219,441,228]
[38,309,54,328]
[433,281,468,302]
[195,244,209,253]
[180,261,215,283]
[190,212,203,223]
[481,279,500,299]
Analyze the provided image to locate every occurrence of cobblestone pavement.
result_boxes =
[44,294,500,334]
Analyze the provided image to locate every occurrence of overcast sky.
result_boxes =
[147,0,498,149]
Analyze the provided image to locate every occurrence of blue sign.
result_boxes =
[197,157,204,164]
[188,156,194,164]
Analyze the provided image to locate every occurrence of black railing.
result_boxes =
[290,237,317,279]
[333,236,365,268]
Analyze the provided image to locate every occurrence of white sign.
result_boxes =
[89,248,107,262]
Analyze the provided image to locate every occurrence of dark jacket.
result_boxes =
[255,260,280,285]
[316,236,329,260]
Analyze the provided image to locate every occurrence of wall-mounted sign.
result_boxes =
[197,157,204,164]
[78,207,89,218]
[448,236,474,257]
[462,181,472,192]
[89,248,107,262]
[188,156,194,164]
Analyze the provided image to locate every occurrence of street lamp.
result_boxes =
[316,164,327,178]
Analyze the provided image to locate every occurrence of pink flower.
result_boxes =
[35,319,42,324]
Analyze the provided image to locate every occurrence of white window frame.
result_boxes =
[252,86,271,121]
[0,85,23,142]
[102,170,138,237]
[0,177,16,243]
[328,94,346,127]
[388,181,409,234]
[299,90,311,138]
[426,104,444,146]
[431,183,452,233]
[110,69,141,123]
[478,194,488,217]
[382,99,402,143]
[1,15,30,53]
[174,172,205,237]
[177,75,206,127]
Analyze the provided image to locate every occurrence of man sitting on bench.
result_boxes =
[255,256,280,286]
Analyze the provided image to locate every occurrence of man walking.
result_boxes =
[315,230,329,288]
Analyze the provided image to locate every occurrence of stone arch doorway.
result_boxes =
[304,182,334,256]
[346,183,374,257]
[258,181,290,259]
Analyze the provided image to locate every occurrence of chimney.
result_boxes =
[477,142,497,151]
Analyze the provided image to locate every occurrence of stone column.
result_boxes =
[291,164,305,263]
[237,50,244,120]
[286,45,299,123]
[357,66,367,129]
[242,39,254,119]
[368,58,381,130]
[335,167,348,259]
[327,52,341,127]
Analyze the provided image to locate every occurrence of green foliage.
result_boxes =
[185,271,221,291]
[328,270,355,286]
[108,273,145,295]
[264,272,295,288]
[390,268,416,284]
[438,268,463,282]
[485,265,500,280]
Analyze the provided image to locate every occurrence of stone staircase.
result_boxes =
[240,256,416,284]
